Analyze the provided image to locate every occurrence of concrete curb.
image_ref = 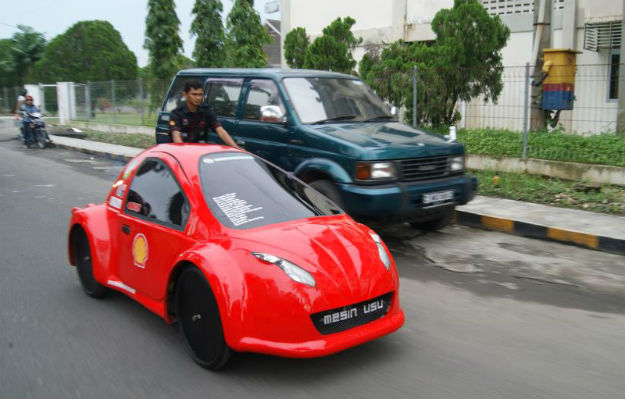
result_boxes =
[455,210,625,256]
[46,134,625,257]
[49,141,134,163]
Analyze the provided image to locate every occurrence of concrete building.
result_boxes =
[280,0,623,133]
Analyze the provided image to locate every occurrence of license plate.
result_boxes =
[423,190,454,204]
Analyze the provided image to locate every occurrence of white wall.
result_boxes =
[287,0,395,36]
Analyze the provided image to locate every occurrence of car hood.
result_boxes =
[229,216,396,300]
[307,122,464,159]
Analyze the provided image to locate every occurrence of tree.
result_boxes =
[360,0,509,127]
[9,25,46,85]
[224,0,272,67]
[35,21,137,82]
[284,27,309,69]
[190,0,225,67]
[0,39,18,87]
[144,0,183,80]
[359,41,413,111]
[303,17,361,74]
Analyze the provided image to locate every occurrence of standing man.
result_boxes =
[169,80,240,148]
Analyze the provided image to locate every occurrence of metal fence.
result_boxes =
[70,79,169,126]
[461,63,620,134]
[1,64,619,134]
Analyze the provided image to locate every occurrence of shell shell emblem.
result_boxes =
[132,233,148,268]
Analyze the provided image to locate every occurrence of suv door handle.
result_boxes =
[236,139,246,147]
[121,224,130,235]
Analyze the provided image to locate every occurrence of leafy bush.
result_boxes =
[457,128,625,166]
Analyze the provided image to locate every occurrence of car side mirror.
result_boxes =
[260,105,287,123]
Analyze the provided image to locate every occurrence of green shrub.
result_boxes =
[456,128,625,166]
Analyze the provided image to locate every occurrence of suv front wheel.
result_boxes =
[309,179,344,209]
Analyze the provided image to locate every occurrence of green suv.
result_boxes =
[157,68,476,230]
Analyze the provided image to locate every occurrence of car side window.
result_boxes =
[204,78,243,117]
[243,79,286,122]
[124,158,190,229]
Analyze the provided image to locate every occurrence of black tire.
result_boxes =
[35,129,47,149]
[409,210,454,231]
[309,179,344,208]
[75,233,108,298]
[175,268,231,370]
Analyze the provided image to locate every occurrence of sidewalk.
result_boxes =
[48,133,625,256]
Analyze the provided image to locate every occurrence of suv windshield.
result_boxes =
[199,152,342,229]
[283,77,394,124]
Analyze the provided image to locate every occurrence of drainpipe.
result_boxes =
[617,0,625,136]
[530,0,552,131]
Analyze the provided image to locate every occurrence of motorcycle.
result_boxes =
[21,111,52,149]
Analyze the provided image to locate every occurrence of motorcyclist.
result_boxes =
[20,95,39,148]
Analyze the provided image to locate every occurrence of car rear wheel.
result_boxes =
[75,233,108,298]
[175,268,231,370]
[309,179,344,209]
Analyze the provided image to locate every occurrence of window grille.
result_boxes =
[584,21,622,52]
[480,0,565,16]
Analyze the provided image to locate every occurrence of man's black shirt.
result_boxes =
[169,102,221,143]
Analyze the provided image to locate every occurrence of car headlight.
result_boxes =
[252,252,316,287]
[355,161,397,181]
[450,155,465,172]
[370,232,391,270]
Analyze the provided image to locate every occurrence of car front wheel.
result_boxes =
[75,232,108,298]
[175,267,231,370]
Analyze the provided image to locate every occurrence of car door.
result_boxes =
[115,155,192,300]
[203,77,244,145]
[156,76,204,143]
[236,78,294,170]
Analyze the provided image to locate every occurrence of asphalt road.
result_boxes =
[1,132,624,399]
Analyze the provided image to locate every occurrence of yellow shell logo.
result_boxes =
[132,233,148,268]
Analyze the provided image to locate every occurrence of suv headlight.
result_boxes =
[450,155,465,172]
[252,252,316,287]
[356,161,397,181]
[370,232,391,270]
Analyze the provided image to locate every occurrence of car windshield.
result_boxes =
[283,77,394,124]
[199,152,343,229]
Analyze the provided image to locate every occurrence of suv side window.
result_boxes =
[243,79,285,122]
[204,78,243,117]
[124,158,190,229]
[163,77,203,113]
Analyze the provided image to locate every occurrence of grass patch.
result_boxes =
[457,128,625,167]
[84,131,154,149]
[73,112,159,127]
[472,169,625,215]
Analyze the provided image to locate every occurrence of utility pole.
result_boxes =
[617,0,625,136]
[530,0,552,131]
